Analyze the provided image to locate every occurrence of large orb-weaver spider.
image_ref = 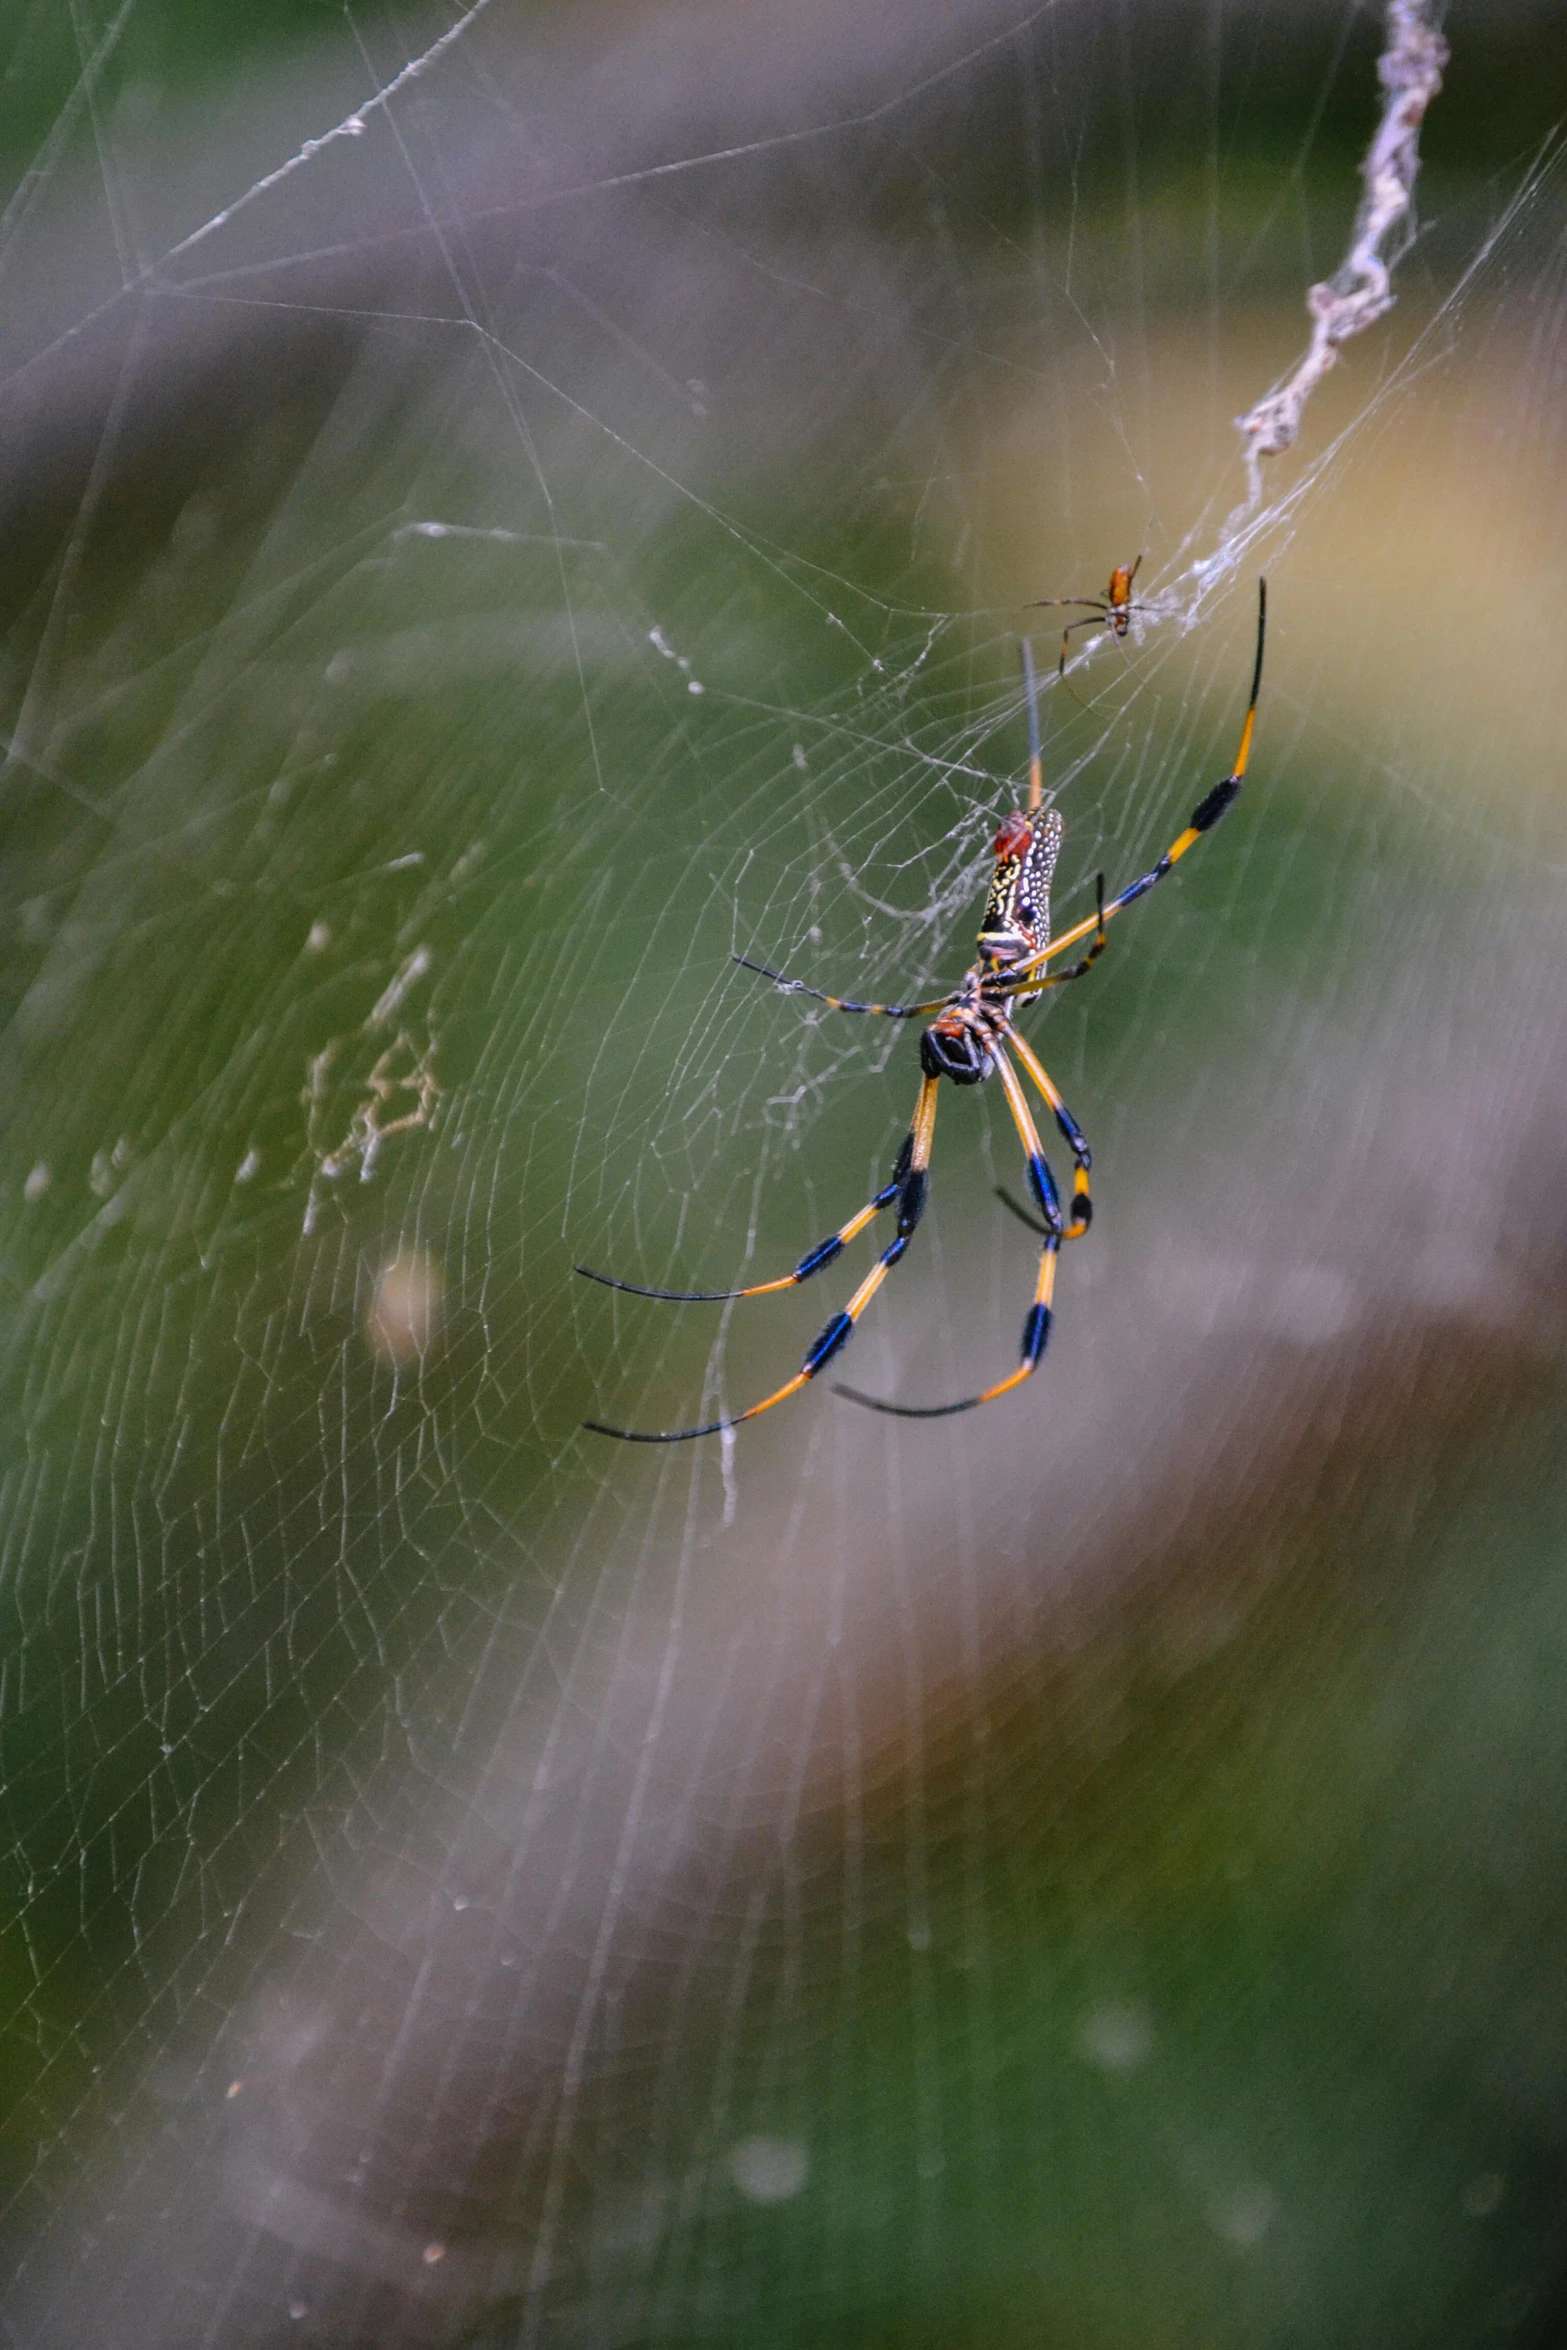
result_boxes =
[579,579,1266,1442]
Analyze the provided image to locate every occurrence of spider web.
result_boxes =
[1,4,1566,2345]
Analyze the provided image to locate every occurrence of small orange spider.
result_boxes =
[1029,553,1144,684]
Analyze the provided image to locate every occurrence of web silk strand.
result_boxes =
[1234,0,1449,503]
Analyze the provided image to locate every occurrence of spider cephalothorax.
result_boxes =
[581,583,1266,1440]
[918,1002,997,1087]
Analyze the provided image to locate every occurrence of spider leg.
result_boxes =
[1061,610,1148,710]
[1054,609,1111,686]
[583,1078,939,1441]
[1004,1019,1092,1236]
[993,1185,1055,1239]
[576,1115,925,1302]
[995,873,1107,1010]
[732,955,951,1021]
[836,1045,1061,1421]
[1021,590,1114,691]
[1001,578,1265,991]
[1021,635,1044,813]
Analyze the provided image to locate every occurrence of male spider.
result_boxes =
[579,580,1266,1443]
[1029,552,1145,683]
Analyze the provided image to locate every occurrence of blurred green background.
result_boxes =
[0,3,1565,2344]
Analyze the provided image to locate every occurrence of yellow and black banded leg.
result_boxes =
[1002,578,1266,997]
[583,1079,939,1442]
[990,1048,1065,1245]
[577,1099,928,1304]
[1004,1023,1092,1237]
[732,955,951,1022]
[1004,874,1108,1015]
[837,1047,1062,1421]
